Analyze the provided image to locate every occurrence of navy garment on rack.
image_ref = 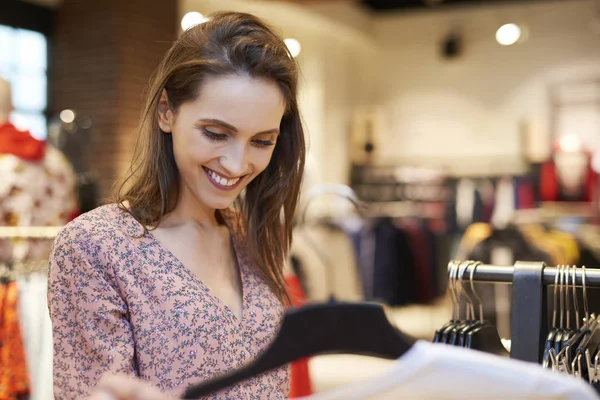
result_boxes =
[371,218,420,306]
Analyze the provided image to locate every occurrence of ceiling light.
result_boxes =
[181,12,208,31]
[284,38,301,58]
[60,109,75,124]
[496,23,521,46]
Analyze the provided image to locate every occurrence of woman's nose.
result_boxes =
[219,143,249,177]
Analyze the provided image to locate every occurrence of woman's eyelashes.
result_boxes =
[201,128,275,148]
[253,139,275,147]
[201,128,227,141]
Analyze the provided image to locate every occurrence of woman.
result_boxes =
[48,11,305,399]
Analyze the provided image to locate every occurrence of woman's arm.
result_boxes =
[89,375,167,400]
[48,224,137,399]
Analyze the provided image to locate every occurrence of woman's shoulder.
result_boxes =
[55,203,143,247]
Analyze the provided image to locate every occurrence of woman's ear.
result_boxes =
[157,89,174,133]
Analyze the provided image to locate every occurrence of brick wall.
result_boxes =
[50,0,177,199]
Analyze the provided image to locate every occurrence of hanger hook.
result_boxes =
[454,260,465,320]
[583,265,590,329]
[566,265,571,330]
[469,261,484,322]
[448,260,459,321]
[572,265,580,330]
[466,260,478,320]
[559,265,565,329]
[459,261,477,320]
[552,264,560,328]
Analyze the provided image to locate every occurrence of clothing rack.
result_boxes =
[0,261,49,280]
[363,201,440,219]
[456,261,600,364]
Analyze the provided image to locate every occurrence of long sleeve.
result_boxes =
[48,223,137,400]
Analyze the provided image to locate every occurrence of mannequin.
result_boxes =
[0,78,12,124]
[0,78,46,160]
[540,137,598,203]
[0,77,78,400]
[0,77,78,260]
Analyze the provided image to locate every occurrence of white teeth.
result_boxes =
[206,168,240,187]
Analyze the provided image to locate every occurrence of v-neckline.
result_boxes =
[144,212,247,325]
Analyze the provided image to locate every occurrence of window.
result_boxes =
[0,24,48,140]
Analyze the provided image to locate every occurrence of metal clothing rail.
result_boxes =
[461,263,600,286]
[0,226,62,239]
[454,261,600,365]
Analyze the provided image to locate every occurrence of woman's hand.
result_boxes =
[89,374,168,400]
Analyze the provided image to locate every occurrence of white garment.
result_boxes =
[291,225,363,302]
[17,273,53,400]
[300,341,599,400]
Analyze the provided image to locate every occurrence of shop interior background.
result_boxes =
[1,0,600,397]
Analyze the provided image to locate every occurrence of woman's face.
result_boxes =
[158,75,285,211]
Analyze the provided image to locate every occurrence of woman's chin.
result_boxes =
[202,195,237,211]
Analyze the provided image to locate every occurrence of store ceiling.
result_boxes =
[358,0,562,12]
[19,0,569,12]
[277,0,567,12]
[19,0,61,8]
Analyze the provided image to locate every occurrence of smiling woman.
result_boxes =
[156,75,285,211]
[47,11,306,400]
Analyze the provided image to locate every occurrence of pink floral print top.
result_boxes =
[48,204,289,399]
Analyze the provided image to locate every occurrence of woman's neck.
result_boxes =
[164,187,220,229]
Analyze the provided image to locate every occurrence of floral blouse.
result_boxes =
[48,204,289,399]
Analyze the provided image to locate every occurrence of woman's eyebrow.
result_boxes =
[199,118,279,135]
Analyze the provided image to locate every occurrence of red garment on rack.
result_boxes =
[540,155,598,202]
[0,122,45,161]
[0,282,30,399]
[286,274,313,398]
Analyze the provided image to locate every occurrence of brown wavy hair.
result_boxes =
[113,11,305,303]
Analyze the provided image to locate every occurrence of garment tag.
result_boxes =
[491,247,513,266]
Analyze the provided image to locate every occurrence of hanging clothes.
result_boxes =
[295,341,598,400]
[370,218,419,306]
[396,220,433,304]
[0,281,30,400]
[17,273,52,400]
[285,272,314,399]
[290,223,363,303]
[540,153,598,202]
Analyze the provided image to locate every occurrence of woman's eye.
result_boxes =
[252,139,275,148]
[202,129,228,141]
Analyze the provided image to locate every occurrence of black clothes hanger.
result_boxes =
[554,265,568,356]
[461,262,508,356]
[182,302,416,399]
[465,325,509,356]
[434,260,462,344]
[544,268,562,366]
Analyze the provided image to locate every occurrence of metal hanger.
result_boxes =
[462,261,508,356]
[448,260,475,346]
[451,261,477,346]
[457,261,487,347]
[554,265,567,356]
[573,266,600,380]
[543,264,562,367]
[561,265,577,351]
[434,260,460,344]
